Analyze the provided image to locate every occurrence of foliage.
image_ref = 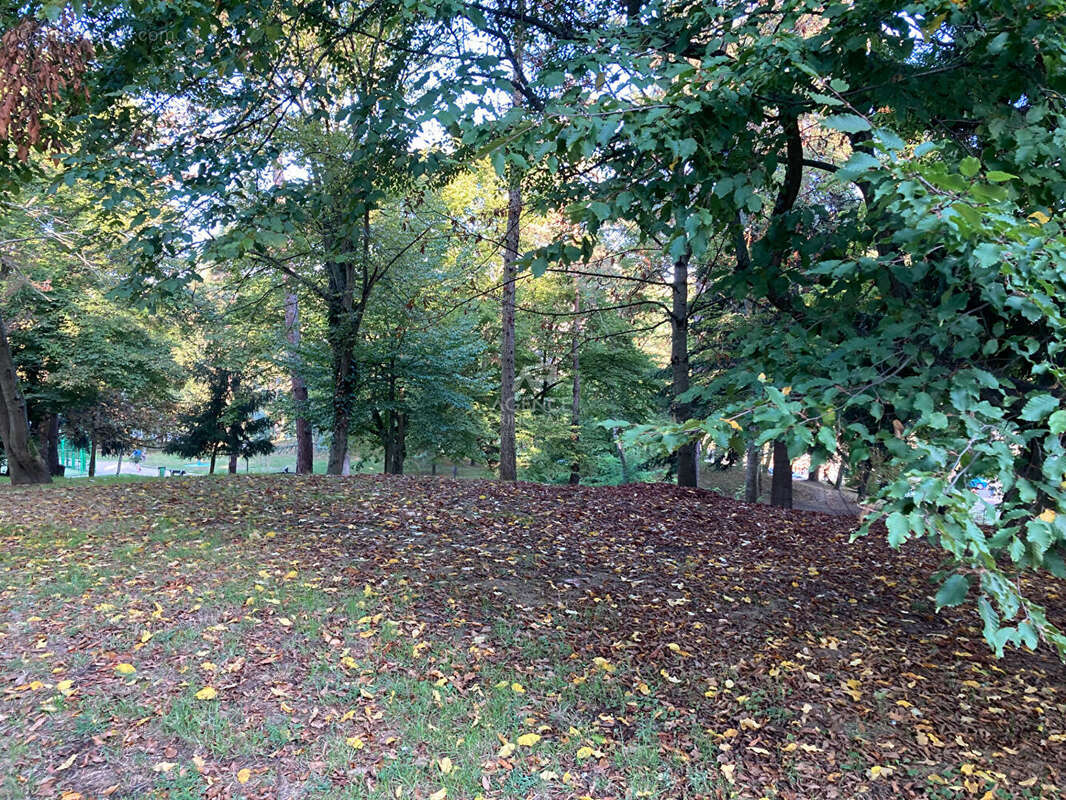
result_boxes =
[165,367,274,472]
[468,0,1066,656]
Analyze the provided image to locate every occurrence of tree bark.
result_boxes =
[88,432,96,478]
[285,290,314,474]
[326,211,371,476]
[770,439,792,508]
[381,369,407,475]
[0,307,51,484]
[670,252,698,487]
[209,446,217,475]
[227,373,241,474]
[35,412,61,476]
[383,411,407,475]
[569,275,581,485]
[499,180,521,482]
[612,428,630,484]
[327,332,355,475]
[744,439,760,502]
[116,451,123,476]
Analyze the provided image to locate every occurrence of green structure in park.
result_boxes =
[57,439,88,475]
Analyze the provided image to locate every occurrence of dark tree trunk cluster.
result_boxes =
[0,307,50,484]
[670,252,698,488]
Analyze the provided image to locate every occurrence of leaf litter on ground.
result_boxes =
[0,475,1062,799]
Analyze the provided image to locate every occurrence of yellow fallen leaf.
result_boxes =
[576,746,595,759]
[636,681,650,695]
[438,756,453,774]
[498,742,515,758]
[511,682,525,693]
[517,733,541,747]
[592,657,615,673]
[1038,508,1056,523]
[782,742,798,752]
[201,662,216,671]
[721,763,736,784]
[346,737,365,750]
[869,765,894,779]
[277,617,293,627]
[56,680,74,696]
[153,761,178,773]
[195,686,218,700]
[429,790,447,800]
[56,754,77,771]
[115,663,136,676]
[236,768,251,784]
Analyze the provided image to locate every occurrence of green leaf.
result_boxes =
[1019,394,1059,422]
[985,170,1017,183]
[959,157,980,178]
[821,114,871,134]
[816,425,836,452]
[885,512,911,548]
[1048,410,1066,434]
[935,574,970,609]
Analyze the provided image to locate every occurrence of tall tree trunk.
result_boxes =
[327,335,354,475]
[209,446,217,475]
[499,180,521,482]
[326,211,370,476]
[116,451,123,476]
[0,308,50,484]
[35,412,61,476]
[569,275,581,486]
[671,252,698,487]
[383,411,407,475]
[770,439,792,508]
[285,291,314,474]
[382,371,406,476]
[744,439,760,502]
[275,163,314,475]
[88,433,97,478]
[612,428,630,484]
[227,373,242,475]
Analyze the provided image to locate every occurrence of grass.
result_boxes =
[0,474,1062,799]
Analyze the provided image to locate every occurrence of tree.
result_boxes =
[166,367,274,475]
[489,0,1066,654]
